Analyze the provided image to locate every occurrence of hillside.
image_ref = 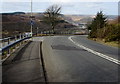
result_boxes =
[2,12,76,38]
[64,15,118,23]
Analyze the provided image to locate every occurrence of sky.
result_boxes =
[0,0,119,15]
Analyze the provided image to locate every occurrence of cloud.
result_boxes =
[1,1,118,15]
[85,2,103,8]
[1,0,119,2]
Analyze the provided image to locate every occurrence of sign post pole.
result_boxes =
[31,0,33,37]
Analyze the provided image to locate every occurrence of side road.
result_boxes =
[2,41,45,82]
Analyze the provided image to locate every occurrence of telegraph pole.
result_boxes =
[30,0,33,37]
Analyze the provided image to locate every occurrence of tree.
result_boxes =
[42,5,62,34]
[88,11,107,38]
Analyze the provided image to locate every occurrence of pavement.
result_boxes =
[2,40,45,83]
[42,35,119,82]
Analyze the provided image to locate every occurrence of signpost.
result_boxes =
[30,20,34,26]
[30,0,33,37]
[30,0,35,37]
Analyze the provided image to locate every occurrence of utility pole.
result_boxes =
[37,27,38,36]
[30,0,33,37]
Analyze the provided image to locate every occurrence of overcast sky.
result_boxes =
[1,0,119,15]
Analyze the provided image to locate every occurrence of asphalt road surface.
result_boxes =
[42,35,119,82]
[2,41,45,82]
[2,35,119,83]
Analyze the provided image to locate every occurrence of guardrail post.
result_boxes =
[19,34,21,46]
[19,34,21,40]
[2,40,5,47]
[25,34,27,38]
[0,40,2,48]
[14,36,17,49]
[8,38,10,45]
[15,36,17,41]
[7,38,10,54]
[21,34,23,39]
[23,34,24,39]
[21,34,23,44]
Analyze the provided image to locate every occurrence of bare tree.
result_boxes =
[43,5,62,34]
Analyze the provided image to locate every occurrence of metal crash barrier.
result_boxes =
[0,35,31,62]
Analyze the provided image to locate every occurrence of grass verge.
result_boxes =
[89,38,120,48]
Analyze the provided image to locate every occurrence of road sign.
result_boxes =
[30,20,35,25]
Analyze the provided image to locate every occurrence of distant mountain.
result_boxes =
[1,12,25,15]
[2,13,29,22]
[76,17,93,23]
[64,15,118,24]
[106,15,118,20]
[64,15,94,24]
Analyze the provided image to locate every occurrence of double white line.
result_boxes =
[68,36,120,65]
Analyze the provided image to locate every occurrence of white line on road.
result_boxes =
[33,37,44,41]
[68,36,120,65]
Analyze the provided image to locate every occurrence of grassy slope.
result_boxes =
[89,38,120,48]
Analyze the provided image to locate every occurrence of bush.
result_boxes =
[104,24,120,42]
[89,31,97,38]
[105,35,118,42]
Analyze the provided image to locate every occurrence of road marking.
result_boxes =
[33,37,44,41]
[68,36,120,65]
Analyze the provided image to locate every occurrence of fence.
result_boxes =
[0,34,31,62]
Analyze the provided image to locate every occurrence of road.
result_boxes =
[42,35,119,82]
[2,35,119,82]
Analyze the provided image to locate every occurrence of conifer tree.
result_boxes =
[89,11,107,38]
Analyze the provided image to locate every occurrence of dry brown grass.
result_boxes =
[89,38,119,48]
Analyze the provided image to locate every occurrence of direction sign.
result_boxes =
[30,20,35,25]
